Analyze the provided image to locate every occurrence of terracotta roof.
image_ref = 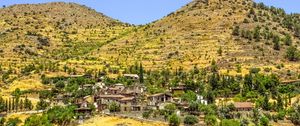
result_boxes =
[233,102,253,109]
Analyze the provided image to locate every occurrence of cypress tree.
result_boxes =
[139,62,144,83]
[8,98,12,112]
[12,97,15,112]
[19,99,23,111]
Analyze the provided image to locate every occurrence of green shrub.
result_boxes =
[184,115,199,125]
[109,102,120,113]
[221,119,240,126]
[260,116,269,126]
[168,114,180,126]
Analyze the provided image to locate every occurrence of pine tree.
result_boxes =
[273,35,280,50]
[286,46,299,61]
[284,34,292,46]
[254,26,260,42]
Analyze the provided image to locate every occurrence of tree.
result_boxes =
[0,117,5,126]
[252,108,260,124]
[36,99,50,110]
[217,47,223,56]
[46,106,76,126]
[254,26,260,42]
[142,110,152,119]
[0,97,6,113]
[220,119,240,126]
[289,104,300,125]
[273,35,280,50]
[295,25,300,38]
[232,26,240,36]
[249,8,255,15]
[286,46,299,61]
[164,103,177,115]
[55,81,65,90]
[24,97,33,111]
[24,115,52,126]
[109,102,120,113]
[284,34,292,46]
[206,89,216,104]
[188,102,199,113]
[205,115,217,126]
[5,118,21,126]
[168,114,180,126]
[210,60,218,73]
[276,95,284,111]
[19,99,23,111]
[181,90,197,103]
[184,115,199,125]
[262,94,271,111]
[260,116,269,126]
[139,62,144,83]
[240,118,249,126]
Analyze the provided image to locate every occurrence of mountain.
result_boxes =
[0,2,133,61]
[0,0,299,80]
[91,0,300,79]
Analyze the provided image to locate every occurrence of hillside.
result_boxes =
[0,0,299,81]
[86,0,300,79]
[0,2,133,69]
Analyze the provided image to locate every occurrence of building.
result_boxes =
[123,74,139,81]
[106,83,125,95]
[95,95,124,111]
[147,92,173,110]
[119,97,143,111]
[233,102,254,111]
[171,83,186,96]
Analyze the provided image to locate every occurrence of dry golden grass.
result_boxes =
[80,116,168,126]
[1,74,49,94]
[5,113,31,126]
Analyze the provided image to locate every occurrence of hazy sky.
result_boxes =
[1,0,299,25]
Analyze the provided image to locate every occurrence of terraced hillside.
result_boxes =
[0,0,299,80]
[0,2,133,70]
[89,0,300,79]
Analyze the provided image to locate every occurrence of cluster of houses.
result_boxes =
[52,74,255,118]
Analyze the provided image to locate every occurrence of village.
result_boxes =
[50,73,256,125]
[1,62,299,126]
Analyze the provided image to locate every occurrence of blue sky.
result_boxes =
[1,0,299,25]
